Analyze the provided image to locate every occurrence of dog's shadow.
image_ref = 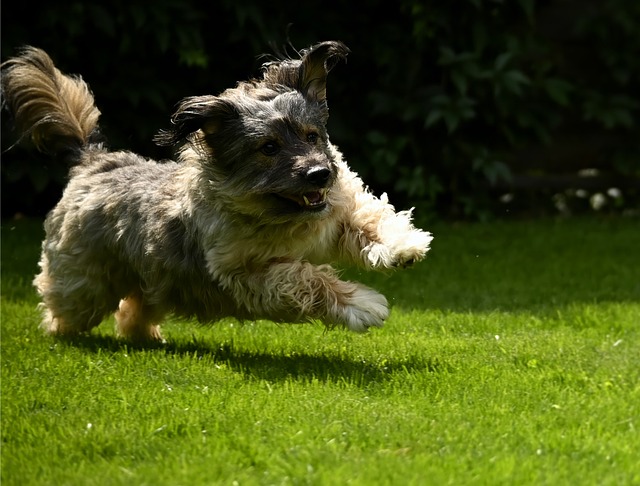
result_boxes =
[62,334,448,385]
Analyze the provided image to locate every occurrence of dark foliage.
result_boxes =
[2,0,639,219]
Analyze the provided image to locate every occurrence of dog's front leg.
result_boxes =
[340,190,433,270]
[221,260,389,332]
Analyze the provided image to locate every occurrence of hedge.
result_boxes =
[2,0,639,219]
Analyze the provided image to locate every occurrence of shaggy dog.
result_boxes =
[1,41,432,341]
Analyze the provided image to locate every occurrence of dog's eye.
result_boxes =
[260,142,280,156]
[306,132,319,144]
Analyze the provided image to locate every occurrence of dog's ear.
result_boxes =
[154,96,238,146]
[262,41,349,102]
[297,41,349,102]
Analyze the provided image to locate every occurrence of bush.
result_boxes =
[2,0,639,219]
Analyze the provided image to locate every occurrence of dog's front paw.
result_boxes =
[365,228,433,269]
[332,284,389,332]
[391,228,433,267]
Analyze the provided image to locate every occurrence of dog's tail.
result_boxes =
[1,46,101,160]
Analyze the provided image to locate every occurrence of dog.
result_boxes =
[1,41,432,342]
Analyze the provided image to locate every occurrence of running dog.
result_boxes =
[1,42,432,341]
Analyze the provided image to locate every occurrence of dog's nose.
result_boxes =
[306,166,331,186]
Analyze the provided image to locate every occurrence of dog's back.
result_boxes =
[1,47,101,162]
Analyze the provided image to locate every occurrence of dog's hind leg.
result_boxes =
[115,293,165,343]
[36,300,106,336]
[33,264,118,336]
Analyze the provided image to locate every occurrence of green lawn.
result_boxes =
[1,217,639,485]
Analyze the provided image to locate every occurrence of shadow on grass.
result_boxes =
[57,333,450,385]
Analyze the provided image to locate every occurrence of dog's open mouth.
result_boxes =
[278,188,329,210]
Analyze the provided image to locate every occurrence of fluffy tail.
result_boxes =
[1,46,101,158]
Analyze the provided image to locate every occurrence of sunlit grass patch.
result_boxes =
[2,217,638,485]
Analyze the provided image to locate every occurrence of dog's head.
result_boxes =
[156,41,349,223]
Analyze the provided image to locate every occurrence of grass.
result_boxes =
[1,217,639,485]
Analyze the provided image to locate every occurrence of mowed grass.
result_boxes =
[1,217,639,485]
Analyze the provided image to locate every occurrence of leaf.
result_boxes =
[179,49,208,68]
[430,94,452,106]
[451,70,468,94]
[156,28,170,53]
[503,70,531,95]
[438,47,457,66]
[88,5,116,37]
[486,161,512,185]
[425,110,443,129]
[506,70,531,85]
[495,52,513,71]
[366,130,388,145]
[518,0,536,24]
[544,78,573,106]
[444,112,461,133]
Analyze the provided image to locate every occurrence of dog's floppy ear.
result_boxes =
[154,96,238,146]
[262,41,349,102]
[297,41,349,102]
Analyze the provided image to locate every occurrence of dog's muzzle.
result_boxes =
[278,165,333,211]
[302,166,331,208]
[306,166,331,186]
[301,187,329,208]
[280,187,330,210]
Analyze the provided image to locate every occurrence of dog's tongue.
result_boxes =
[304,191,324,204]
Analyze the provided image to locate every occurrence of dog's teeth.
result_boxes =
[300,190,328,207]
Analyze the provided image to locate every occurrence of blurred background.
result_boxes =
[2,0,639,221]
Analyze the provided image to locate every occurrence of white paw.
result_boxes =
[335,284,389,332]
[365,227,433,269]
